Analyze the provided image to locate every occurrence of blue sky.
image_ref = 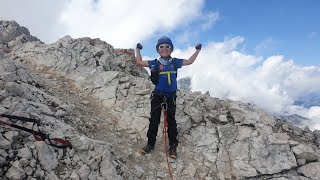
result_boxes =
[209,0,320,66]
[143,0,320,66]
[0,0,320,129]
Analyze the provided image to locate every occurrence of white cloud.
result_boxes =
[256,57,320,106]
[173,36,320,129]
[175,30,197,44]
[0,0,66,43]
[175,11,219,44]
[0,0,205,46]
[309,106,320,130]
[60,0,205,48]
[201,11,219,31]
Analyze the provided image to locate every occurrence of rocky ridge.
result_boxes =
[1,20,320,180]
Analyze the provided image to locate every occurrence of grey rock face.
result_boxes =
[297,162,320,179]
[0,20,40,50]
[5,160,26,180]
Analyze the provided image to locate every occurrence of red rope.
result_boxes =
[0,120,12,126]
[162,108,174,180]
[1,115,72,149]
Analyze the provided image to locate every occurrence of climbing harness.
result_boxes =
[0,114,72,149]
[150,58,178,85]
[161,97,174,180]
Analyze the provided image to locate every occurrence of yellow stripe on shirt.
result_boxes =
[159,71,177,85]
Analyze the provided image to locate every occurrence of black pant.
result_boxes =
[147,93,178,147]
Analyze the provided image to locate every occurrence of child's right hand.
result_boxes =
[195,44,202,50]
[136,43,143,50]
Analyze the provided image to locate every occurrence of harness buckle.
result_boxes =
[161,97,168,111]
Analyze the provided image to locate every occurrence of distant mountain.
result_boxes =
[178,76,191,91]
[277,114,312,128]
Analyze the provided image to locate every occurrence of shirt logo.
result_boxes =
[159,64,164,70]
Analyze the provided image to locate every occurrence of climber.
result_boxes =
[136,36,201,159]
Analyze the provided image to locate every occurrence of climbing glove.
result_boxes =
[195,44,202,50]
[136,43,143,50]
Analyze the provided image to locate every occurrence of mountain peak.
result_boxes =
[0,20,40,44]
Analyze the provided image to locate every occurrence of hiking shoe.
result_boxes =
[169,145,177,159]
[140,144,154,154]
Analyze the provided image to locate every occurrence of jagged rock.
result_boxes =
[100,154,122,179]
[184,162,197,177]
[4,131,19,143]
[297,162,320,179]
[0,49,6,58]
[70,171,80,180]
[0,156,6,166]
[185,107,203,123]
[5,160,26,180]
[34,141,59,171]
[218,114,228,123]
[18,147,32,160]
[78,164,90,180]
[218,124,238,145]
[46,171,60,180]
[314,130,320,137]
[250,136,297,175]
[292,144,319,162]
[0,20,39,45]
[236,126,254,141]
[0,133,11,149]
[69,135,91,151]
[297,158,307,166]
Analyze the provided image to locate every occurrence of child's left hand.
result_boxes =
[195,44,202,50]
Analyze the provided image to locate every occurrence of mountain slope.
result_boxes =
[1,20,320,180]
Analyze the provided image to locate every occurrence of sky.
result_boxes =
[1,0,320,129]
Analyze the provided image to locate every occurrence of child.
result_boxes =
[136,36,201,159]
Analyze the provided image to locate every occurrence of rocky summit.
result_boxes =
[1,20,320,180]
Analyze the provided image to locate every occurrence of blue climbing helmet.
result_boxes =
[156,36,174,50]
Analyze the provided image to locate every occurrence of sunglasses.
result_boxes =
[159,45,171,49]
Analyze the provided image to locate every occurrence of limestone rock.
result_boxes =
[297,162,320,179]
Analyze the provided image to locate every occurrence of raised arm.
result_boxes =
[135,43,149,67]
[182,44,202,66]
